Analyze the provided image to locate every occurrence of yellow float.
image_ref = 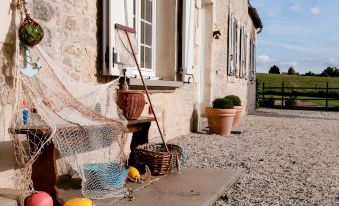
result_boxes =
[63,198,93,206]
[128,166,141,180]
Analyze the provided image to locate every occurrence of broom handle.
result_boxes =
[125,31,170,153]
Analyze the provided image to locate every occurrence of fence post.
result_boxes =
[263,82,265,101]
[282,82,284,107]
[326,82,329,109]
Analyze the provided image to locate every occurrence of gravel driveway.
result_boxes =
[171,109,339,205]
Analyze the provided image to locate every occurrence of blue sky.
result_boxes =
[252,0,339,74]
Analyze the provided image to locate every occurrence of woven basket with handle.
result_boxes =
[134,143,183,175]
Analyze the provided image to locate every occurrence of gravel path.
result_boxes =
[171,109,339,205]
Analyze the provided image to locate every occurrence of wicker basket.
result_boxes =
[134,143,183,175]
[117,90,145,120]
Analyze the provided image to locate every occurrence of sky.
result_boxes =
[252,0,339,74]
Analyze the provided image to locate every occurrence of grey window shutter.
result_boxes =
[227,14,234,76]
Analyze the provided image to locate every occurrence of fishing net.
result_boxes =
[10,1,142,202]
[10,44,130,203]
[114,27,139,77]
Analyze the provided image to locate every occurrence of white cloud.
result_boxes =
[325,58,339,67]
[278,61,299,68]
[289,4,302,12]
[310,7,321,15]
[257,55,271,65]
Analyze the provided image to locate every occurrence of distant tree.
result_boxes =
[305,71,315,76]
[268,65,280,74]
[288,67,296,75]
[321,67,339,77]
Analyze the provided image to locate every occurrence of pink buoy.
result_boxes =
[25,191,53,206]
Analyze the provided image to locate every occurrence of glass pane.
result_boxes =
[145,23,152,46]
[141,21,145,44]
[141,46,145,68]
[146,0,152,22]
[141,0,145,20]
[145,47,152,69]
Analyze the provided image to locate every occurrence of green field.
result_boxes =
[256,73,339,108]
[257,73,339,88]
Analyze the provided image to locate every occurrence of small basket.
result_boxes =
[117,90,145,120]
[81,163,129,190]
[134,143,183,175]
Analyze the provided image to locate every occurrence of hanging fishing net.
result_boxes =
[10,44,131,203]
[10,1,144,203]
[115,27,138,71]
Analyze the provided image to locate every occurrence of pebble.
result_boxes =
[171,109,339,205]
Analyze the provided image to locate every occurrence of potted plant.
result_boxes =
[205,98,237,136]
[224,95,242,127]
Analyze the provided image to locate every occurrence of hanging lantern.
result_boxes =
[19,14,44,47]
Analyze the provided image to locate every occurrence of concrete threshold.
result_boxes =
[94,168,242,206]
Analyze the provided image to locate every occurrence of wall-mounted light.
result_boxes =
[213,30,221,39]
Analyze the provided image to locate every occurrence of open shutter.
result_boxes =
[249,39,256,81]
[236,23,241,77]
[253,43,256,81]
[239,26,244,78]
[182,0,195,83]
[227,14,234,76]
[102,0,133,76]
[243,27,248,79]
[244,32,249,80]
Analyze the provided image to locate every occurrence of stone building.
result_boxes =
[0,0,262,188]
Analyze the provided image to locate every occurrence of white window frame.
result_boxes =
[132,0,157,78]
[102,0,156,78]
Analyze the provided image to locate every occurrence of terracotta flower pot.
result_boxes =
[232,105,243,127]
[117,90,145,120]
[205,107,237,136]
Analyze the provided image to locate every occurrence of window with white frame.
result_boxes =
[103,0,194,82]
[134,0,155,72]
[228,15,251,79]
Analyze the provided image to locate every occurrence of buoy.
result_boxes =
[128,166,141,180]
[25,191,53,206]
[63,198,93,206]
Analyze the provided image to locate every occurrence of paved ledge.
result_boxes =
[95,168,242,206]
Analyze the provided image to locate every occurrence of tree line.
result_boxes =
[268,65,339,77]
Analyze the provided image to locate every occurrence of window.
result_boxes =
[133,0,156,77]
[228,15,250,80]
[103,0,193,82]
[134,0,155,71]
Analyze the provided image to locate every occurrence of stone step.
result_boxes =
[94,168,242,206]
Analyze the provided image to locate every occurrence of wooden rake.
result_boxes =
[115,23,169,153]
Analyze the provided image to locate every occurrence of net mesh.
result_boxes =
[115,28,138,71]
[10,44,133,203]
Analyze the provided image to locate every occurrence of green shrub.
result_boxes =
[224,95,241,106]
[212,98,234,109]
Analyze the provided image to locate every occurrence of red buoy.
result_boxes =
[25,191,53,206]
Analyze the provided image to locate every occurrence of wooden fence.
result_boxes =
[256,82,339,110]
